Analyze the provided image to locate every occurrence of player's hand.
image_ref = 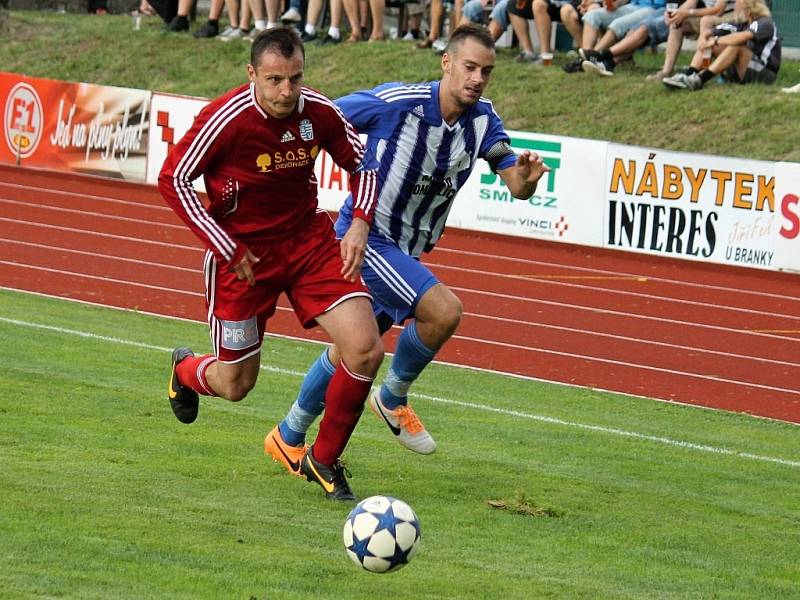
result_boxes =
[231,248,260,286]
[340,218,370,282]
[515,151,551,184]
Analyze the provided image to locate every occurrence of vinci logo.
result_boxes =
[4,82,43,159]
[479,136,561,205]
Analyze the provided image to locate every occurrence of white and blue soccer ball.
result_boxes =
[343,495,421,573]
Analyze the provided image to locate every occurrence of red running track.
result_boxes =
[2,164,800,423]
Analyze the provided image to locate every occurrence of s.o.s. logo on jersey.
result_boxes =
[4,82,43,159]
[256,145,319,172]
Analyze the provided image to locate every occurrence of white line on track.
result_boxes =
[452,285,800,344]
[465,311,800,369]
[0,315,797,469]
[0,217,198,251]
[0,239,198,274]
[0,181,172,211]
[436,247,800,304]
[433,262,800,321]
[0,197,183,228]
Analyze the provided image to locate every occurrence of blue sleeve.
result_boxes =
[478,108,516,172]
[336,85,404,139]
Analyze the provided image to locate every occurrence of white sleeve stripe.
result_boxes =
[173,90,252,259]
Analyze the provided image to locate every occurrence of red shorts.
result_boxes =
[203,210,370,362]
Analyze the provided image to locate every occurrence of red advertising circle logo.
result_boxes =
[4,82,43,159]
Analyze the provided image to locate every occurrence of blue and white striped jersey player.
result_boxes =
[265,24,551,472]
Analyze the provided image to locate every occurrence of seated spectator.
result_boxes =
[193,0,225,36]
[662,0,780,90]
[219,0,253,39]
[303,0,361,43]
[460,0,511,42]
[533,0,588,57]
[417,0,463,49]
[579,9,667,75]
[646,0,737,81]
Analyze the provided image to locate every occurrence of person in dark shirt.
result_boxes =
[662,0,780,90]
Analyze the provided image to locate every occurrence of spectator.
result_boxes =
[417,0,463,49]
[166,0,195,31]
[193,0,225,36]
[580,2,673,76]
[662,0,780,90]
[219,0,253,39]
[460,0,511,42]
[563,0,665,72]
[303,0,361,43]
[247,0,280,37]
[533,0,587,57]
[646,0,737,81]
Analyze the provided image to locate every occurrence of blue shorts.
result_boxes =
[463,0,510,30]
[361,232,439,326]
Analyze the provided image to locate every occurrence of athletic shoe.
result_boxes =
[280,6,302,22]
[578,48,600,61]
[219,27,249,41]
[582,58,614,77]
[166,15,189,31]
[369,391,436,454]
[432,38,448,55]
[663,72,702,90]
[300,30,317,42]
[300,449,357,502]
[193,20,219,38]
[167,347,199,424]
[318,33,341,45]
[514,50,538,63]
[264,425,307,477]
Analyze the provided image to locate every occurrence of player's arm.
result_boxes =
[480,114,550,200]
[497,149,551,200]
[158,104,255,284]
[324,102,380,282]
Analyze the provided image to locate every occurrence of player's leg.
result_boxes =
[167,249,272,423]
[297,297,382,501]
[369,282,461,454]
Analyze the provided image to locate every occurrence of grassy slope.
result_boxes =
[1,10,799,162]
[1,289,799,598]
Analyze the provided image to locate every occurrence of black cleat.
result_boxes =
[300,448,357,502]
[168,347,199,424]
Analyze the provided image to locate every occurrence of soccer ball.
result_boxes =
[343,495,421,573]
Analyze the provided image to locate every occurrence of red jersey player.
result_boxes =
[159,27,382,502]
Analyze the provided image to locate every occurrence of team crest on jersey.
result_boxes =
[299,119,314,141]
[281,130,295,143]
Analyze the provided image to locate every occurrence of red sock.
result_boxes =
[312,360,374,465]
[176,354,218,396]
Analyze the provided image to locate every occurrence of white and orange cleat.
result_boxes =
[369,391,436,454]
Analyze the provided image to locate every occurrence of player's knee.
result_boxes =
[343,337,384,377]
[438,294,463,335]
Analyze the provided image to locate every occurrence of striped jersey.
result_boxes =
[335,81,516,257]
[159,83,377,267]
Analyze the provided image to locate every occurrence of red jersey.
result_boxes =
[159,83,377,268]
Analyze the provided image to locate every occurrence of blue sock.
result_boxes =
[380,321,436,410]
[279,348,335,446]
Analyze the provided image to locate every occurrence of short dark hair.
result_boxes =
[250,27,305,69]
[444,23,495,55]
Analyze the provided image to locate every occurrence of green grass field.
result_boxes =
[1,288,799,598]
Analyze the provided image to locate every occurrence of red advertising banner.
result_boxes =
[0,72,150,181]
